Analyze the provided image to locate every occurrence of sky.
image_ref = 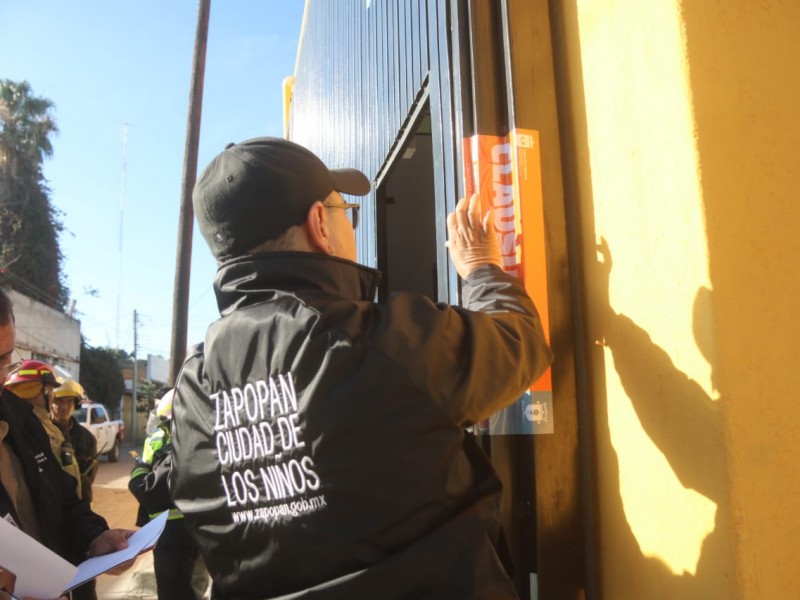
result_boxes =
[0,1,306,360]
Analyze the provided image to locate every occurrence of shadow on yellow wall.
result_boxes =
[591,239,733,598]
[548,1,765,596]
[680,3,800,595]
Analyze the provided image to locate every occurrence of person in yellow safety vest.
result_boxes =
[4,361,82,499]
[129,388,209,600]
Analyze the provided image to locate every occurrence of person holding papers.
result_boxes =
[0,288,135,600]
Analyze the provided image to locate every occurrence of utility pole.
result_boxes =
[132,310,138,447]
[170,0,211,384]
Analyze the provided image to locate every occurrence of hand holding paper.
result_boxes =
[1,566,67,600]
[0,511,168,599]
[88,529,135,575]
[0,566,16,591]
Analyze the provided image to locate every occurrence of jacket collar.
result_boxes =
[0,391,34,426]
[214,252,382,316]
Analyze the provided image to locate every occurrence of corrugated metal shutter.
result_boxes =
[290,0,453,277]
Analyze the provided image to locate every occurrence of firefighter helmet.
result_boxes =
[4,360,60,399]
[55,378,86,409]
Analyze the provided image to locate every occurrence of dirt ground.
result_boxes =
[91,443,158,599]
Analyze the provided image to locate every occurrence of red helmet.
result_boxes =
[4,360,60,388]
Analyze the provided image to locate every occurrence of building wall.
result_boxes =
[120,356,167,445]
[6,287,81,379]
[554,0,800,597]
[290,0,461,302]
[290,0,799,596]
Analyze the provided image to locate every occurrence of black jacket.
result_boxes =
[0,392,108,564]
[129,428,179,527]
[171,252,552,599]
[66,416,98,502]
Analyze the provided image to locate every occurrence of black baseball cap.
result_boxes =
[193,137,371,260]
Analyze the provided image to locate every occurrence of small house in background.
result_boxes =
[3,287,81,379]
[118,353,169,446]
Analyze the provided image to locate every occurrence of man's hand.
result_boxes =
[445,194,501,279]
[88,529,137,575]
[1,567,67,600]
[0,567,16,598]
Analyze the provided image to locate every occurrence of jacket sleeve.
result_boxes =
[129,462,153,506]
[74,424,98,482]
[134,451,175,515]
[60,459,108,560]
[130,432,175,514]
[373,264,553,427]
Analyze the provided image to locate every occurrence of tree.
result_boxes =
[137,378,161,415]
[79,339,125,420]
[0,79,68,309]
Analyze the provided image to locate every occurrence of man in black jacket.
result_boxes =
[0,288,135,599]
[170,138,553,599]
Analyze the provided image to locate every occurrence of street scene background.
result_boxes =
[92,441,194,599]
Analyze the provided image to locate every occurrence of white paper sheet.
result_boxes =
[66,511,168,591]
[0,518,75,598]
[0,510,168,598]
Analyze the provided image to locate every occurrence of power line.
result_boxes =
[0,270,59,309]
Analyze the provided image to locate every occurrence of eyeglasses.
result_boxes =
[323,201,360,229]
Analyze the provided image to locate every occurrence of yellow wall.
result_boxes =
[556,0,800,597]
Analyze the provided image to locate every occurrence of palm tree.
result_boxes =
[0,79,58,182]
[0,79,67,309]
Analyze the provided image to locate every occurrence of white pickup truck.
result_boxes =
[73,401,125,462]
